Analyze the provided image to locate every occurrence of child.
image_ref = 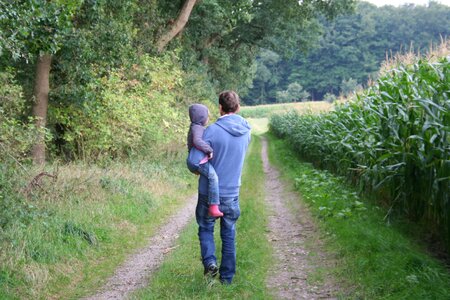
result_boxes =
[186,104,223,217]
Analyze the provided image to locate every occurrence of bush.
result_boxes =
[49,54,190,161]
[323,92,337,103]
[0,70,36,231]
[0,70,36,164]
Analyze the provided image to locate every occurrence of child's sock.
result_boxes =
[208,204,223,217]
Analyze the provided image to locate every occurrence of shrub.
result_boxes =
[323,92,337,103]
[0,70,36,164]
[49,54,189,161]
[0,70,37,232]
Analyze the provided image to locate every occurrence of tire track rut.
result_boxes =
[262,137,337,299]
[83,195,197,300]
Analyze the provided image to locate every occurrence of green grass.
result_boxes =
[267,133,450,299]
[133,136,273,299]
[0,158,196,299]
[240,100,339,119]
[247,118,269,135]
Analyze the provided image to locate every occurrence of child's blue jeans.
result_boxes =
[196,162,219,205]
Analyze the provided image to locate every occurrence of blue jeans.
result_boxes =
[197,162,219,205]
[196,194,240,283]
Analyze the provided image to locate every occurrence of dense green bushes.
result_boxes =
[49,54,190,161]
[0,70,37,163]
[1,55,197,162]
[270,55,450,247]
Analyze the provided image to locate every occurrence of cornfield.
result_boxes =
[270,55,450,247]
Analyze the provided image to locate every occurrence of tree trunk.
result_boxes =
[31,54,52,165]
[156,0,197,53]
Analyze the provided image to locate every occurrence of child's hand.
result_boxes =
[209,152,213,159]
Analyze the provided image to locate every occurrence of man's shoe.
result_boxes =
[204,263,219,277]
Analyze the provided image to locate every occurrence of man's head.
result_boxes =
[219,91,240,115]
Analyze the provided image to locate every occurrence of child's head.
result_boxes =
[219,90,240,114]
[189,104,209,126]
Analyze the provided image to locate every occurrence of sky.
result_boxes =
[363,0,450,6]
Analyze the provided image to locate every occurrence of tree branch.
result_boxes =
[156,0,198,53]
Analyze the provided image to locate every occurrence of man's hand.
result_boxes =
[209,152,214,159]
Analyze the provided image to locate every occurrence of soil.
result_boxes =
[261,137,338,299]
[82,195,197,300]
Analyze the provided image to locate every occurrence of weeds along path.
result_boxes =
[83,195,197,300]
[262,137,337,299]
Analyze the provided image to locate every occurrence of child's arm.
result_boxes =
[192,125,213,155]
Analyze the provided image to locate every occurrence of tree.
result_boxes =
[323,92,337,103]
[156,0,198,53]
[245,49,282,104]
[243,1,450,103]
[156,0,355,96]
[340,77,358,97]
[276,82,309,103]
[0,1,81,164]
[0,0,357,162]
[31,54,52,164]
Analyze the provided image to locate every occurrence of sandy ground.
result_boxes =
[82,195,197,300]
[262,137,338,299]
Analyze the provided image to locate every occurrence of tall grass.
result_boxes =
[270,51,450,248]
[0,157,195,299]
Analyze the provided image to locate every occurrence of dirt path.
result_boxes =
[262,137,337,299]
[82,137,335,299]
[83,195,197,300]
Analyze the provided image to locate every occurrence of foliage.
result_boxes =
[340,77,358,97]
[54,0,138,82]
[0,158,195,299]
[269,55,450,248]
[0,70,36,163]
[161,0,355,97]
[50,54,188,161]
[323,92,337,103]
[244,1,450,103]
[244,49,283,105]
[268,135,450,299]
[0,0,356,163]
[0,0,82,61]
[276,82,310,103]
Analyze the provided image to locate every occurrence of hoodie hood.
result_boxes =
[189,104,209,126]
[215,114,251,137]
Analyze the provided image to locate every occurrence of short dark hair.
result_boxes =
[219,90,240,113]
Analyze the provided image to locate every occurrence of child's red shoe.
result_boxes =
[208,204,223,217]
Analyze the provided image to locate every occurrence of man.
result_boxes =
[196,90,251,284]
